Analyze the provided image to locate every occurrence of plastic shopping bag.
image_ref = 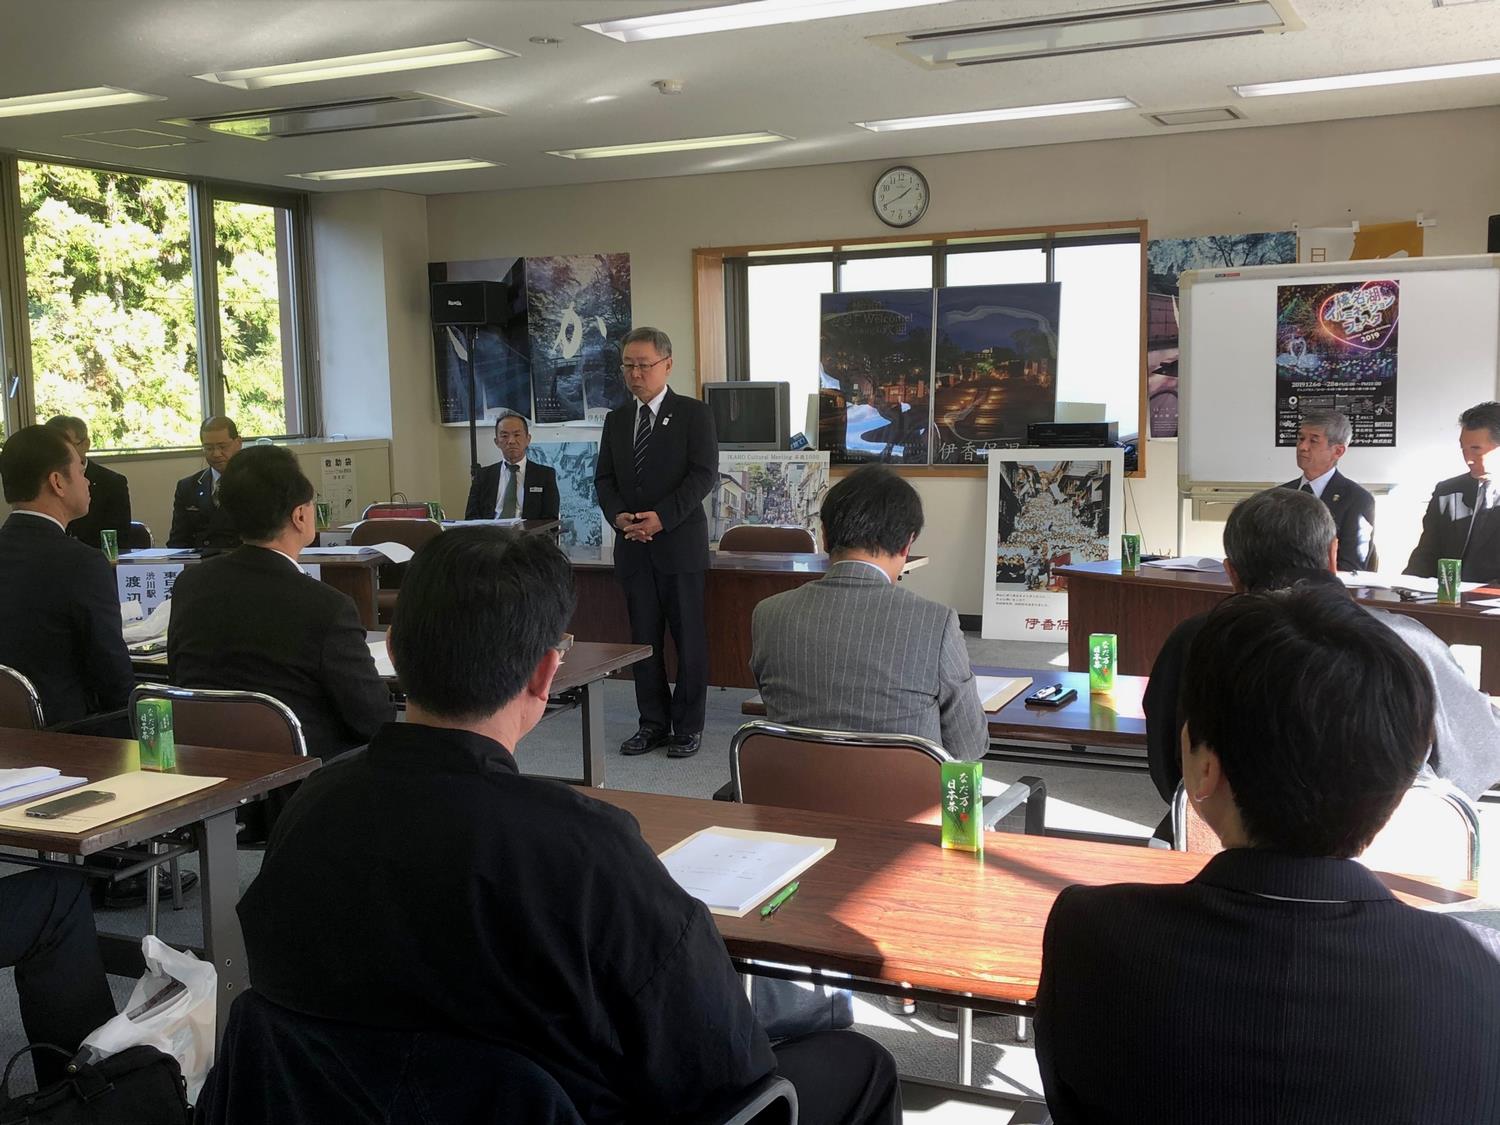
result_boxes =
[82,936,216,1103]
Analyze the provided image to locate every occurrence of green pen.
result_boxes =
[760,880,800,919]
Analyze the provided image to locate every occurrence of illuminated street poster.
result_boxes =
[1275,280,1399,447]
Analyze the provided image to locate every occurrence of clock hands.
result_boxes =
[886,185,915,206]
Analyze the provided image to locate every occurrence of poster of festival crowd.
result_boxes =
[982,449,1123,641]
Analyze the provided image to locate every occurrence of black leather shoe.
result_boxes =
[99,869,199,910]
[666,733,702,758]
[620,727,667,756]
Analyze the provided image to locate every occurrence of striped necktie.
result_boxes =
[633,402,653,480]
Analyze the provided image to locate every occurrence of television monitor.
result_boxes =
[701,381,790,450]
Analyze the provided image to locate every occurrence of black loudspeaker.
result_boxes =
[1489,214,1500,254]
[430,280,506,326]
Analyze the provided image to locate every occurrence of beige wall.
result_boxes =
[397,107,1496,613]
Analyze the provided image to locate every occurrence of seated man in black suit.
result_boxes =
[168,444,392,767]
[239,527,900,1125]
[166,416,242,550]
[44,415,131,550]
[1,870,115,1089]
[1037,587,1500,1123]
[463,410,560,521]
[1406,399,1500,581]
[1144,488,1500,818]
[1279,408,1375,571]
[0,425,132,725]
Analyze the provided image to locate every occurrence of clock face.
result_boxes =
[873,166,929,228]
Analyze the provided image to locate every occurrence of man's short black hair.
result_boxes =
[1459,401,1500,445]
[494,410,530,434]
[1181,587,1435,858]
[217,445,314,541]
[0,425,75,503]
[820,465,923,556]
[391,527,576,721]
[1223,488,1335,591]
[44,415,88,444]
[201,416,240,440]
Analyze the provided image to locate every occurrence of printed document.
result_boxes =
[658,827,834,917]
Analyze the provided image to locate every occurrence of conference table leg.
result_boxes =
[193,810,248,1043]
[581,679,607,789]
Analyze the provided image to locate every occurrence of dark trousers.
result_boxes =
[621,565,707,735]
[0,870,116,1087]
[773,1030,902,1125]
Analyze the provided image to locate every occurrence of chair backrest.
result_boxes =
[348,518,443,552]
[197,990,585,1125]
[1173,776,1482,882]
[719,525,816,554]
[0,665,44,730]
[128,685,307,757]
[363,502,436,520]
[730,719,950,824]
[122,521,153,550]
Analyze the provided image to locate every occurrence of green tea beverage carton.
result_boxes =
[1437,558,1462,604]
[1089,633,1117,694]
[940,761,984,853]
[136,698,176,771]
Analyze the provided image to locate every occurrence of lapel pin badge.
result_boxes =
[662,416,671,426]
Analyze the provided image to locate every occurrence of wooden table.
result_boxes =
[590,789,1476,1016]
[742,665,1149,772]
[1059,561,1500,694]
[571,552,928,689]
[0,730,317,1039]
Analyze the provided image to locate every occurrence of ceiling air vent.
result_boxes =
[872,0,1302,68]
[64,128,199,150]
[162,92,500,141]
[1146,106,1244,126]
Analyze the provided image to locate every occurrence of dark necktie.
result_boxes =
[1299,481,1313,494]
[499,462,519,519]
[1464,480,1490,557]
[633,403,653,481]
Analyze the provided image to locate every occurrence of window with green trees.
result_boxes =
[7,157,312,450]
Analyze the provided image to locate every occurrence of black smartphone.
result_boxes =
[1025,684,1078,708]
[25,790,115,819]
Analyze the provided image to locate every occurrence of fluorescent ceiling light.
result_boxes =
[583,0,953,42]
[856,96,1135,131]
[195,40,513,89]
[549,132,787,159]
[289,158,499,181]
[0,87,163,118]
[1234,56,1500,97]
[878,0,1296,68]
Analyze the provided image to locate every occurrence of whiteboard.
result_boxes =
[1181,255,1500,488]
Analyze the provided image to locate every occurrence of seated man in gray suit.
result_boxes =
[750,465,986,760]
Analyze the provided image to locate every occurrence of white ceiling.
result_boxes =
[2,0,1498,194]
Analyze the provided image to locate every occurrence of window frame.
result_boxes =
[699,220,1148,477]
[0,150,321,452]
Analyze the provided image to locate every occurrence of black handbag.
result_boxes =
[0,1043,191,1125]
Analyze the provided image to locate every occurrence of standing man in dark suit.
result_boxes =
[167,416,243,550]
[463,411,560,521]
[0,426,133,727]
[1278,408,1375,571]
[594,327,717,759]
[44,415,131,550]
[1038,588,1500,1123]
[1406,400,1500,581]
[168,444,392,766]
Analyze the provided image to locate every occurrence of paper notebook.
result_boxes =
[0,772,224,834]
[1141,556,1223,571]
[658,827,835,918]
[974,675,1032,712]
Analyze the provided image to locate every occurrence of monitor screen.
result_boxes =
[705,384,783,447]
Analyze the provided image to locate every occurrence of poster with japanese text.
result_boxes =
[1275,280,1399,447]
[708,451,830,546]
[981,449,1123,641]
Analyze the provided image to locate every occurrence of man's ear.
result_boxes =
[1327,537,1339,574]
[527,648,563,702]
[1179,723,1224,805]
[1223,558,1242,591]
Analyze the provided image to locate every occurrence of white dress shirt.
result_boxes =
[1298,465,1338,499]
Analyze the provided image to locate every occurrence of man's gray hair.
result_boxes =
[1223,488,1336,592]
[622,326,672,358]
[1459,401,1500,445]
[1299,409,1351,447]
[494,409,529,434]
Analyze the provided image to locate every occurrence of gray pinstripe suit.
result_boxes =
[749,560,988,761]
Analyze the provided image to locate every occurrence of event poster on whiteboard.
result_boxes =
[1274,280,1399,447]
[981,449,1123,642]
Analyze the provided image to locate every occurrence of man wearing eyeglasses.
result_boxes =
[167,416,244,550]
[595,327,718,759]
